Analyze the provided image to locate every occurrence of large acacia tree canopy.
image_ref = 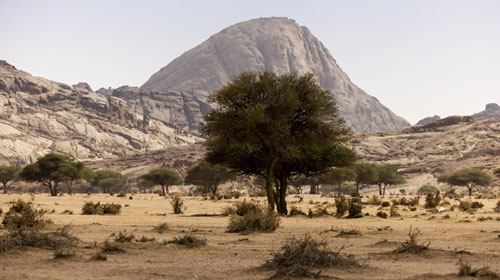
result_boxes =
[202,71,355,211]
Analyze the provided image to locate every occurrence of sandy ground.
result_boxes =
[0,193,500,280]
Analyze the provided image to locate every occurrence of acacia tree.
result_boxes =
[203,71,354,213]
[322,167,357,196]
[352,163,378,194]
[20,153,78,196]
[442,167,492,196]
[91,170,123,194]
[374,164,405,195]
[185,161,236,196]
[140,168,182,196]
[0,165,21,193]
[62,161,89,194]
[137,177,155,193]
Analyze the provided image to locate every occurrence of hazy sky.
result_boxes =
[1,0,499,124]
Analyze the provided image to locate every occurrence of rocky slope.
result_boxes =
[0,60,199,165]
[142,17,410,133]
[353,116,500,176]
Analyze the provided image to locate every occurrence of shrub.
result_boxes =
[381,201,390,207]
[425,191,441,209]
[222,200,260,216]
[471,201,484,209]
[417,184,439,195]
[458,260,499,278]
[495,201,500,213]
[2,199,48,231]
[53,248,76,259]
[393,227,430,254]
[265,234,359,278]
[111,230,134,242]
[91,252,107,261]
[308,207,329,218]
[170,194,185,214]
[136,236,155,242]
[390,205,400,217]
[336,228,361,236]
[101,240,124,253]
[367,195,381,205]
[167,234,206,248]
[376,211,388,219]
[0,224,77,252]
[347,202,363,218]
[226,206,280,233]
[288,206,306,216]
[82,202,121,215]
[335,196,349,218]
[152,223,169,234]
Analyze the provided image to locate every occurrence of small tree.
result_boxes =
[0,165,21,193]
[20,153,79,196]
[322,167,356,196]
[137,177,155,193]
[140,168,182,196]
[63,162,89,194]
[352,163,378,194]
[91,170,124,194]
[374,164,405,195]
[185,161,236,196]
[444,167,493,196]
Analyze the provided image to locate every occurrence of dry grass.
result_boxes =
[167,234,206,248]
[458,260,499,278]
[393,226,430,254]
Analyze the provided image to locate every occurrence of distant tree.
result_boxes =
[19,153,78,196]
[0,165,21,193]
[140,168,182,196]
[137,177,155,193]
[62,161,90,194]
[442,167,493,196]
[322,167,357,196]
[185,161,236,196]
[203,71,354,214]
[374,164,405,195]
[91,170,124,194]
[352,163,378,194]
[291,175,322,194]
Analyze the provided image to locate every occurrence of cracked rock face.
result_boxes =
[0,60,199,165]
[141,17,410,132]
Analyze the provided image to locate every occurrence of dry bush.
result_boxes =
[2,199,48,231]
[336,228,361,237]
[152,223,169,234]
[393,227,430,254]
[222,200,260,216]
[367,195,382,205]
[117,192,127,198]
[53,248,76,259]
[495,201,500,213]
[288,206,306,216]
[111,230,135,242]
[136,236,155,242]
[459,200,484,211]
[425,192,441,209]
[101,240,124,253]
[390,205,400,217]
[265,234,359,278]
[167,234,206,248]
[458,260,499,278]
[170,194,185,214]
[308,207,329,218]
[335,196,349,218]
[82,202,121,215]
[226,206,280,233]
[91,252,107,261]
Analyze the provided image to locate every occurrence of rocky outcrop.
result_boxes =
[141,17,410,133]
[96,87,113,96]
[0,61,199,165]
[415,115,441,126]
[73,82,93,92]
[473,103,500,120]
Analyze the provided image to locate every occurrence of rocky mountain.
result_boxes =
[473,103,500,120]
[353,116,500,175]
[141,17,410,133]
[415,115,441,126]
[73,82,93,92]
[0,60,199,165]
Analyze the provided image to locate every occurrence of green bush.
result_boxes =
[381,201,390,207]
[425,192,441,209]
[348,202,363,219]
[376,211,388,219]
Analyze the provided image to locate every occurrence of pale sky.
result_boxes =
[1,0,499,124]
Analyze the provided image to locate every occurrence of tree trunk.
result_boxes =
[310,184,318,194]
[356,182,360,193]
[211,185,217,196]
[3,182,8,193]
[338,183,342,196]
[278,176,288,215]
[378,183,382,195]
[161,185,166,196]
[383,184,388,195]
[264,156,279,212]
[468,184,473,196]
